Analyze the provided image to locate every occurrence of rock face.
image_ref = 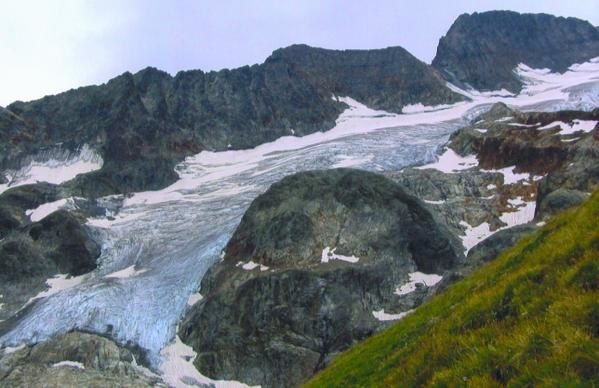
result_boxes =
[0,185,100,321]
[448,103,599,219]
[433,11,599,92]
[0,45,462,197]
[267,45,461,112]
[386,168,507,235]
[0,331,163,387]
[180,169,461,387]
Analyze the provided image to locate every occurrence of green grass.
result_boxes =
[307,191,599,387]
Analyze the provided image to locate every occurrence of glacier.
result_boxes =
[1,58,598,385]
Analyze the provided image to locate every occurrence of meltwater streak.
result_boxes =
[2,60,599,373]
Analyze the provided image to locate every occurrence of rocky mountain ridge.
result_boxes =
[3,11,599,198]
[0,45,461,197]
[433,10,599,92]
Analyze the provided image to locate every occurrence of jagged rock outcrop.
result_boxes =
[0,185,100,321]
[180,169,461,387]
[448,103,599,219]
[0,331,163,387]
[1,45,462,197]
[465,224,537,266]
[433,11,599,92]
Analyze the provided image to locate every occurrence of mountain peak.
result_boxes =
[432,10,599,92]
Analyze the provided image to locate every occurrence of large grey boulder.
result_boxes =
[180,169,461,387]
[1,45,462,197]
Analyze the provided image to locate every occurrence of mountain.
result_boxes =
[1,9,598,388]
[308,190,599,386]
[0,45,461,197]
[432,11,599,92]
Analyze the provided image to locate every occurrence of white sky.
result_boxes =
[0,0,598,106]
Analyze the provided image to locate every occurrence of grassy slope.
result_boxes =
[307,192,599,387]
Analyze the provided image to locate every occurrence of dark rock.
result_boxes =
[466,224,537,266]
[0,236,52,281]
[0,210,99,283]
[28,210,100,276]
[180,169,461,387]
[0,185,101,321]
[0,206,26,239]
[0,183,60,211]
[433,11,599,92]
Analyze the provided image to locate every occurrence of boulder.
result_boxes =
[180,169,461,387]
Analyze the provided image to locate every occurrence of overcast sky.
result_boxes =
[1,0,598,106]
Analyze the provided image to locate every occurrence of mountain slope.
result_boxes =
[307,191,599,386]
[0,45,462,197]
[433,11,599,92]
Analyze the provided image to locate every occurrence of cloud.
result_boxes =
[0,0,137,105]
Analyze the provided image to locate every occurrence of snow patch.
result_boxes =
[25,274,87,307]
[3,344,26,355]
[26,198,78,222]
[0,145,102,195]
[372,309,413,321]
[52,361,85,369]
[395,272,443,295]
[105,265,149,279]
[509,122,540,128]
[416,148,478,173]
[160,333,254,388]
[474,128,488,133]
[187,293,203,306]
[424,199,446,205]
[538,119,597,135]
[459,220,493,255]
[236,261,269,271]
[460,197,536,255]
[321,247,359,263]
[401,102,465,114]
[481,166,530,185]
[500,198,536,229]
